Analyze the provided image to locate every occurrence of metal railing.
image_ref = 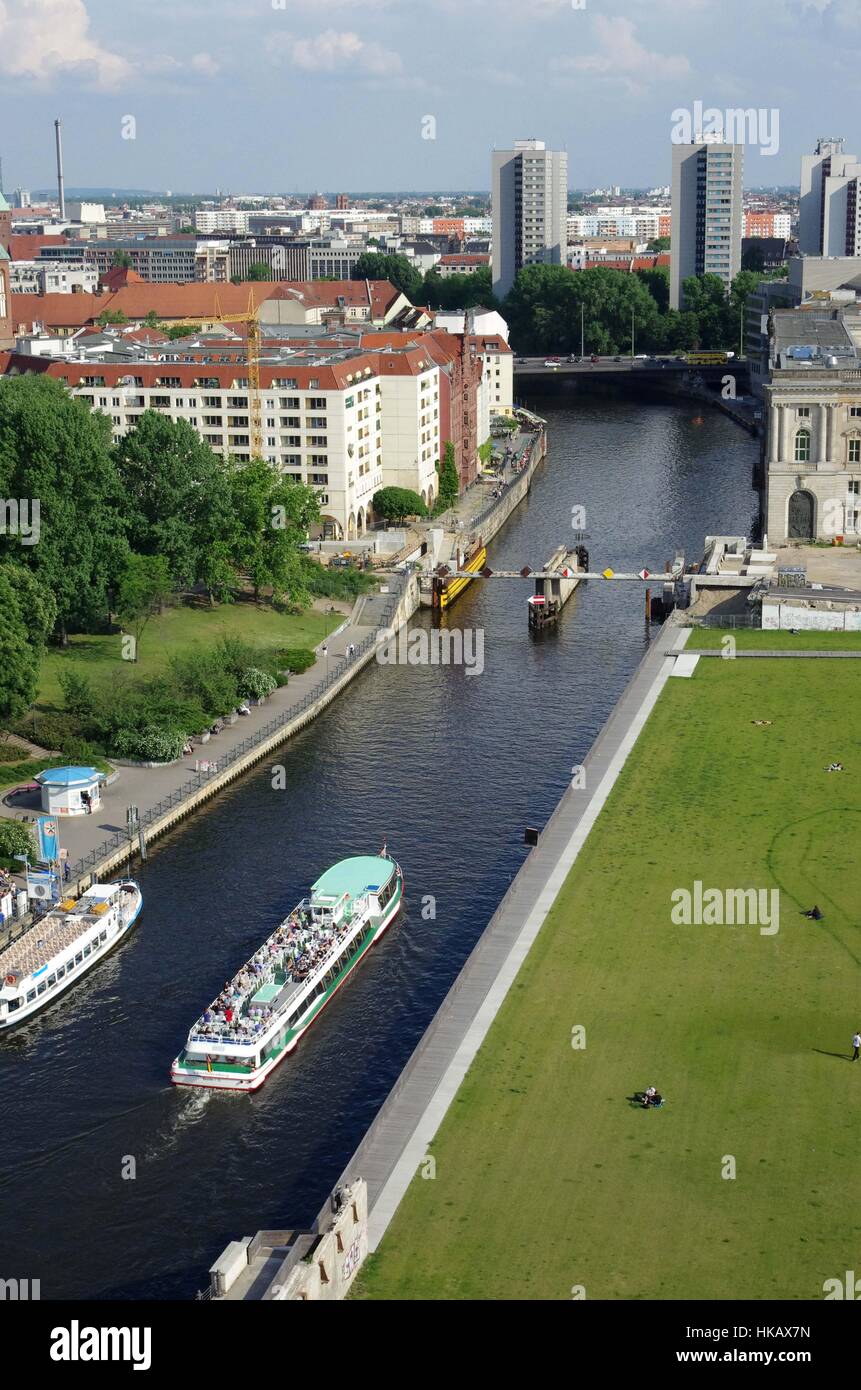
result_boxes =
[66,576,409,885]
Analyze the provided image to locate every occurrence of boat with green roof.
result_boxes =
[170,850,403,1091]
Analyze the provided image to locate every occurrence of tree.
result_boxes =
[0,818,36,864]
[111,250,133,268]
[423,265,494,311]
[372,487,428,525]
[143,310,161,328]
[228,460,320,603]
[436,442,460,511]
[245,263,272,282]
[0,375,128,641]
[97,309,128,327]
[0,567,40,722]
[115,553,174,660]
[114,412,232,592]
[647,236,671,252]
[351,252,423,303]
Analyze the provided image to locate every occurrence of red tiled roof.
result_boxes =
[10,278,405,331]
[99,266,145,291]
[437,254,490,266]
[8,234,69,261]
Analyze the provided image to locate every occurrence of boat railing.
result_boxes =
[65,575,410,888]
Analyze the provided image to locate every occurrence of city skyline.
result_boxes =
[2,0,861,191]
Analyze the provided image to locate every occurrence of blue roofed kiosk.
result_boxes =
[35,766,102,817]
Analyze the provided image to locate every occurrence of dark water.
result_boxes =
[1,395,757,1300]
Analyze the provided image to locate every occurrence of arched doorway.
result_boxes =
[347,512,356,541]
[788,489,814,539]
[356,507,365,536]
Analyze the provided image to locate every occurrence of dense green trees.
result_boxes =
[0,375,128,640]
[352,252,424,302]
[372,487,428,524]
[436,443,460,511]
[500,264,760,356]
[423,266,493,311]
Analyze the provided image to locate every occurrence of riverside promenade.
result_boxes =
[0,575,416,941]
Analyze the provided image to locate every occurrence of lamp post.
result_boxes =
[631,307,635,360]
[580,302,585,358]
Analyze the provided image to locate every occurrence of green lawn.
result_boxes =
[686,626,861,651]
[355,657,861,1300]
[35,599,333,709]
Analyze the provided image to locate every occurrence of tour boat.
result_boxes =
[0,879,143,1031]
[170,851,404,1091]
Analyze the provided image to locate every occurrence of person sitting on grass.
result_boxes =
[641,1087,664,1108]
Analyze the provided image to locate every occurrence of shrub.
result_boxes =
[238,667,276,700]
[276,647,315,675]
[58,668,97,720]
[16,712,85,753]
[0,742,22,764]
[113,726,187,762]
[168,650,239,719]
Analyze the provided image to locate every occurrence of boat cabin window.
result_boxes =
[56,965,65,979]
[37,981,46,995]
[47,974,56,987]
[83,944,91,958]
[8,997,20,1012]
[378,876,395,909]
[75,951,83,964]
[27,990,36,1003]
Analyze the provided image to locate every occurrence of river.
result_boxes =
[1,393,758,1299]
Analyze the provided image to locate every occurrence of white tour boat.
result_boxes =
[171,852,404,1091]
[0,879,143,1030]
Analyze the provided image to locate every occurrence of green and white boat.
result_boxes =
[170,851,403,1091]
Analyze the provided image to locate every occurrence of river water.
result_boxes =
[1,393,758,1299]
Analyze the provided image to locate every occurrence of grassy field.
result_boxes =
[686,627,861,651]
[355,656,861,1300]
[34,599,333,710]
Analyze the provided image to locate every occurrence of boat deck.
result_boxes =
[0,905,105,981]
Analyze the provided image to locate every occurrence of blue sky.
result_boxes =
[0,0,858,193]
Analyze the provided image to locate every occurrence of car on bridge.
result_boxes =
[544,357,561,368]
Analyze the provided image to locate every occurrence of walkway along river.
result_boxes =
[0,394,758,1299]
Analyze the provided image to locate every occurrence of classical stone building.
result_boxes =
[764,305,861,543]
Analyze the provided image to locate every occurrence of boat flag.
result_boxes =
[206,1055,213,1073]
[36,815,60,865]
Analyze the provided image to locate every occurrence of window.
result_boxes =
[849,439,861,464]
[797,406,810,418]
[850,406,861,417]
[794,429,811,462]
[849,480,860,495]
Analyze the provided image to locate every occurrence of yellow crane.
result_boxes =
[154,290,263,457]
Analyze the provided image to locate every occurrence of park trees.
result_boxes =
[0,374,128,640]
[372,487,428,525]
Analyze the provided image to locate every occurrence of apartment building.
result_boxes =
[670,139,743,309]
[436,253,490,278]
[492,139,568,299]
[744,210,792,239]
[799,138,861,256]
[82,238,199,282]
[9,261,98,294]
[4,335,441,541]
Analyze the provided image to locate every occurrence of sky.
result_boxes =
[0,0,859,194]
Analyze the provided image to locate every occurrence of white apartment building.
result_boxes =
[28,341,440,541]
[799,138,861,256]
[670,140,743,309]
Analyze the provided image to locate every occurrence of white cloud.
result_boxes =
[190,52,220,78]
[0,0,131,89]
[552,15,690,82]
[275,28,402,76]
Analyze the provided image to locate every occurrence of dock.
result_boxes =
[527,544,588,630]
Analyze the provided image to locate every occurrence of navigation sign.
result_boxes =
[638,568,650,580]
[602,568,615,579]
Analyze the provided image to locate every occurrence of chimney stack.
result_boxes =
[54,118,66,220]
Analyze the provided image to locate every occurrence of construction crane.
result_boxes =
[153,290,263,457]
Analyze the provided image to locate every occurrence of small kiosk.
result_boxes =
[35,766,102,817]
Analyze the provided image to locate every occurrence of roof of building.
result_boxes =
[35,766,100,787]
[10,278,405,331]
[8,234,69,261]
[99,266,146,291]
[771,306,859,367]
[438,254,490,265]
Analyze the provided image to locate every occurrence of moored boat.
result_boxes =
[170,851,404,1091]
[0,879,143,1030]
[433,537,487,610]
